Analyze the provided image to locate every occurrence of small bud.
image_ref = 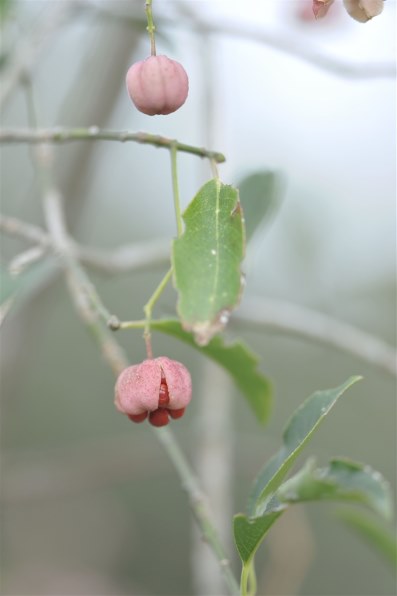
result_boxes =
[343,0,384,22]
[115,357,192,427]
[126,55,189,116]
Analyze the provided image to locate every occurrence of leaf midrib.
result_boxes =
[209,178,221,309]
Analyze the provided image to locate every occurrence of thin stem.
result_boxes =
[118,319,147,330]
[235,296,397,378]
[155,427,240,595]
[240,560,256,596]
[0,213,170,274]
[248,561,257,596]
[170,143,183,237]
[210,157,219,179]
[0,128,226,163]
[143,267,173,357]
[35,147,118,330]
[240,562,250,596]
[9,245,47,276]
[145,0,157,56]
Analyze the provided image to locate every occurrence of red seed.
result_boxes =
[127,412,148,423]
[168,408,185,420]
[158,378,170,407]
[149,408,170,427]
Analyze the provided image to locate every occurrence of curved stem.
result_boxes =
[240,560,256,596]
[145,0,157,56]
[210,157,219,179]
[170,142,183,237]
[248,560,257,595]
[156,427,240,595]
[143,267,173,357]
[240,562,250,596]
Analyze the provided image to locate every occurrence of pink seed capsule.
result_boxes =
[126,55,189,116]
[115,357,192,426]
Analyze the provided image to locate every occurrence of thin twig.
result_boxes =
[0,214,50,246]
[8,246,47,276]
[0,128,226,163]
[33,148,239,596]
[175,5,395,80]
[0,214,169,273]
[235,297,397,378]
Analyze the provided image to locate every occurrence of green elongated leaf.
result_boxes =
[172,179,245,346]
[238,170,284,240]
[277,458,393,519]
[247,376,361,516]
[233,511,283,565]
[337,509,397,569]
[151,318,272,423]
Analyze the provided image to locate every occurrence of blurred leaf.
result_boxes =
[277,457,393,519]
[172,179,245,346]
[233,511,283,565]
[151,318,272,423]
[0,0,12,21]
[247,376,361,516]
[238,170,284,240]
[0,52,10,70]
[337,509,397,569]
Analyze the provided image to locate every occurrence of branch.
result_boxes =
[0,214,169,273]
[187,19,396,80]
[33,149,239,596]
[0,128,226,163]
[234,297,397,378]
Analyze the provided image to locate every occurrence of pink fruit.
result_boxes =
[126,55,189,116]
[115,357,192,427]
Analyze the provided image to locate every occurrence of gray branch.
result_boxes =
[235,297,397,378]
[0,128,226,163]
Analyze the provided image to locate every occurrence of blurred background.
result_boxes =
[0,1,396,595]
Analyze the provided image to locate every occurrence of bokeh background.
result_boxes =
[1,1,396,595]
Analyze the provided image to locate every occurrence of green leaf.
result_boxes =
[233,511,283,565]
[0,0,12,21]
[277,457,393,519]
[238,170,284,240]
[151,318,272,423]
[337,509,397,569]
[247,376,361,516]
[172,179,245,346]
